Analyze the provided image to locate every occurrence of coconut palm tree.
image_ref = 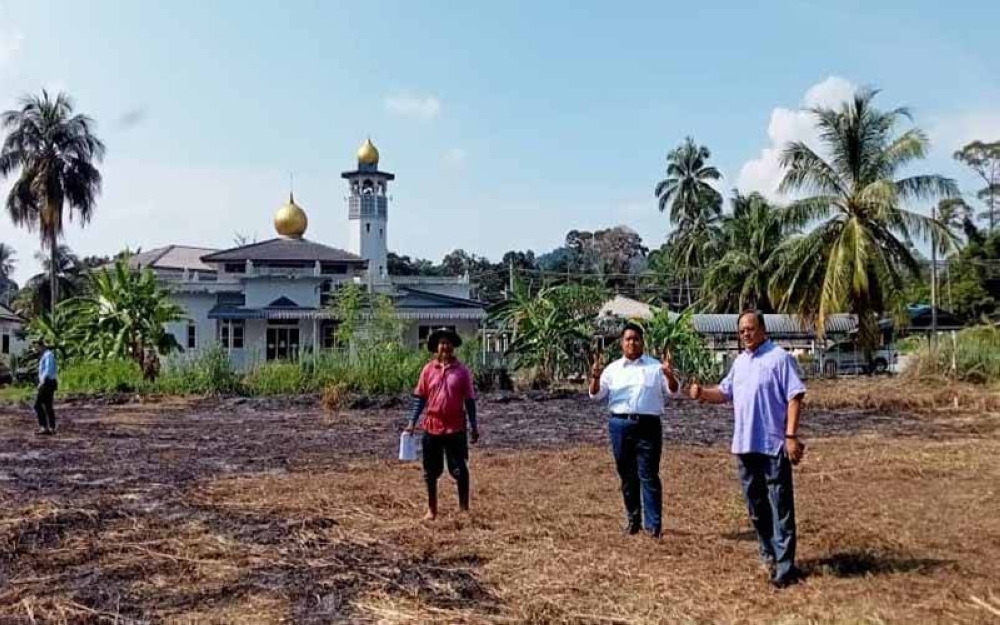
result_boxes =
[655,137,723,224]
[0,243,17,307]
[700,192,791,313]
[0,90,105,312]
[772,88,959,351]
[654,138,725,307]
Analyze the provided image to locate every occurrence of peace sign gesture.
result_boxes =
[586,342,606,378]
[660,343,675,377]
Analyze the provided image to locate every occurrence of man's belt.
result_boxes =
[610,413,660,420]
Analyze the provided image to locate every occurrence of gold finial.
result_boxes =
[274,192,307,238]
[357,137,379,166]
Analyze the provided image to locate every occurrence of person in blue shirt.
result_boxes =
[34,337,58,436]
[689,311,806,588]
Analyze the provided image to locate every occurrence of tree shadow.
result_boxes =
[801,549,954,578]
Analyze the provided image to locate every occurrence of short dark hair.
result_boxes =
[737,309,766,332]
[622,322,645,339]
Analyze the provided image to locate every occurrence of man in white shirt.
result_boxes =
[589,322,679,538]
[34,337,59,436]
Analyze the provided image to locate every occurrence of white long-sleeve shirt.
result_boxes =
[589,354,672,416]
[38,350,57,383]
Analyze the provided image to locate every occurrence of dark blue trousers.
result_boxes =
[609,416,662,533]
[737,452,797,581]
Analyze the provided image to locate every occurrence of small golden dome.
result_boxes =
[274,193,308,238]
[357,137,379,166]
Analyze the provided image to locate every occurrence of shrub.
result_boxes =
[59,358,144,394]
[153,347,241,395]
[904,325,1000,384]
[243,362,309,396]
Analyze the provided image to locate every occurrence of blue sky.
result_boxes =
[2,0,999,284]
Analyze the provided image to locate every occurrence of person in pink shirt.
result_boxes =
[404,327,479,520]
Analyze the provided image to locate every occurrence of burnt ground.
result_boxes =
[1,392,999,623]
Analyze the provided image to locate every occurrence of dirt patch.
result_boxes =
[1,389,998,622]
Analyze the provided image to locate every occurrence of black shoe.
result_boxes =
[771,568,802,589]
[644,527,662,539]
[622,521,641,536]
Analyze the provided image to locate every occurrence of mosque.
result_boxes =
[125,138,487,368]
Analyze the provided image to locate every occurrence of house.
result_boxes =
[0,304,27,360]
[124,139,486,369]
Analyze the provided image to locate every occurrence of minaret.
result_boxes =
[342,138,394,281]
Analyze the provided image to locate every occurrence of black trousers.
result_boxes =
[422,431,470,508]
[35,379,58,430]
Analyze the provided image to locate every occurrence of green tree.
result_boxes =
[654,137,724,307]
[0,243,16,306]
[953,140,1000,232]
[68,258,184,364]
[771,88,958,351]
[700,192,790,313]
[493,280,607,383]
[1,91,106,312]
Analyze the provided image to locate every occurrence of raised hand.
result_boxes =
[687,377,702,401]
[589,347,606,378]
[661,345,674,376]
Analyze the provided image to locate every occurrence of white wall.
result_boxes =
[1,320,27,359]
[244,278,323,309]
[166,292,217,353]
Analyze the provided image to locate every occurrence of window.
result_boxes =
[321,322,340,349]
[418,325,456,350]
[187,321,197,349]
[218,320,245,349]
[320,263,347,275]
[1,333,9,355]
[366,223,371,234]
[224,263,246,274]
[379,228,383,239]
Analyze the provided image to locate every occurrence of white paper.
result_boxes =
[398,431,417,461]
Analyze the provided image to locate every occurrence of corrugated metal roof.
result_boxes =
[690,314,858,337]
[0,304,24,324]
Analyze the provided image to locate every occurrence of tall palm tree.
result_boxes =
[0,242,15,279]
[655,137,723,224]
[655,137,724,306]
[772,88,958,350]
[700,192,790,313]
[0,243,16,307]
[0,90,105,312]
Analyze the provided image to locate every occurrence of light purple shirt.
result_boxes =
[719,340,806,456]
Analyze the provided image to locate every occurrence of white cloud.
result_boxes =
[737,76,857,199]
[443,147,467,167]
[928,110,1000,154]
[384,93,441,121]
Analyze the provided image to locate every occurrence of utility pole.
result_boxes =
[508,259,514,300]
[931,203,938,347]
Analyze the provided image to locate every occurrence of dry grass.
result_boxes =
[1,387,999,623]
[805,378,1000,413]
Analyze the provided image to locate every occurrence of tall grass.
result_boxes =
[56,358,144,394]
[154,347,242,395]
[904,324,1000,385]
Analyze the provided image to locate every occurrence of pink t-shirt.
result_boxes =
[415,359,476,435]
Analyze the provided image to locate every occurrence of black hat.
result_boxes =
[427,327,462,353]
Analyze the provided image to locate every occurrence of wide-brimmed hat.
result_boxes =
[427,327,462,353]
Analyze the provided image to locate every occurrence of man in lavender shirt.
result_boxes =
[689,311,806,588]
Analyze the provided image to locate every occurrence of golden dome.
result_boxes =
[274,193,308,238]
[357,137,379,166]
